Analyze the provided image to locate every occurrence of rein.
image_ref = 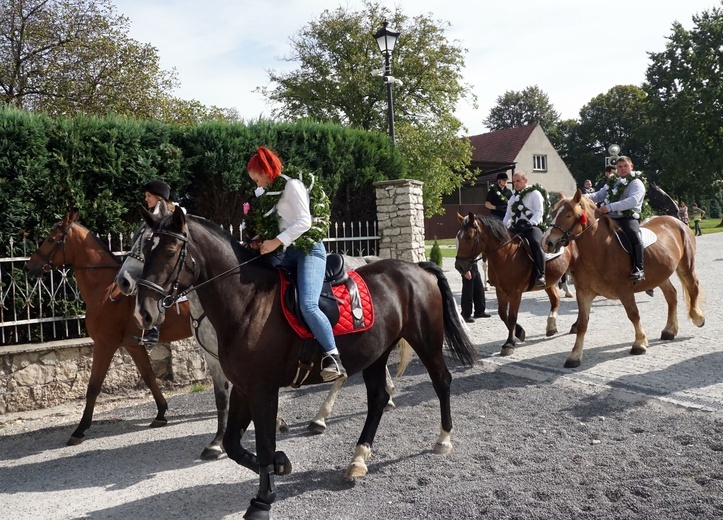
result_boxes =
[138,227,262,309]
[549,211,600,246]
[35,222,120,272]
[457,217,520,264]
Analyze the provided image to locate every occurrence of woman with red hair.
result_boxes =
[247,146,346,381]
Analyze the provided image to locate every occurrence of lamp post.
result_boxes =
[373,21,401,145]
[605,143,621,168]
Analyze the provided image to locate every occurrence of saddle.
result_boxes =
[517,237,564,291]
[278,253,375,387]
[614,227,657,254]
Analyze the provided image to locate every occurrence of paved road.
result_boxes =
[451,231,722,412]
[1,231,721,519]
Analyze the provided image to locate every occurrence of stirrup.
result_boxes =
[629,269,645,282]
[320,353,346,382]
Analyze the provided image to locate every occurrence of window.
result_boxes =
[532,154,547,172]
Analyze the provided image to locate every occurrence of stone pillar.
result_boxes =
[373,179,426,262]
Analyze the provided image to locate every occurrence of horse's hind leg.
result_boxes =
[125,344,169,427]
[223,386,259,474]
[345,356,392,479]
[200,356,230,460]
[415,346,454,455]
[67,342,116,445]
[308,374,348,434]
[545,286,561,337]
[658,278,679,340]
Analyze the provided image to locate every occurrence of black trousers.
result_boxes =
[615,216,644,271]
[517,225,545,278]
[461,262,486,318]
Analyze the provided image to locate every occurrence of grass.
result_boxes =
[190,384,208,393]
[425,238,457,259]
[691,218,723,235]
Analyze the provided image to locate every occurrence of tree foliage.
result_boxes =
[644,3,723,198]
[0,0,231,123]
[256,0,476,215]
[483,85,560,133]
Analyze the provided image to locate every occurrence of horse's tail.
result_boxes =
[395,338,414,377]
[418,261,477,367]
[674,220,705,325]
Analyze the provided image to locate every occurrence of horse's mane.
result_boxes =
[185,215,260,264]
[572,195,621,233]
[476,215,510,243]
[71,220,122,264]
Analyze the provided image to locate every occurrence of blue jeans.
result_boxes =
[277,242,336,353]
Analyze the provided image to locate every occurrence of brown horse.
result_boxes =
[135,209,476,520]
[455,212,576,356]
[543,191,704,367]
[23,211,196,447]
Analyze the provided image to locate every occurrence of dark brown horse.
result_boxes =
[543,191,704,367]
[455,212,576,356]
[135,209,476,520]
[23,211,195,447]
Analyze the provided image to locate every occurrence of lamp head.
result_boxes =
[374,21,400,55]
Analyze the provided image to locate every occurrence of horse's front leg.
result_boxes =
[200,355,230,460]
[565,291,594,368]
[124,344,169,428]
[502,291,523,356]
[243,388,291,520]
[67,342,118,445]
[544,286,561,337]
[345,357,391,479]
[620,291,648,355]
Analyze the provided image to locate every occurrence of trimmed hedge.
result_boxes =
[0,108,404,253]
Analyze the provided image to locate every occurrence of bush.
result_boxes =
[429,237,443,266]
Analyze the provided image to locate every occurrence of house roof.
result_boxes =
[468,124,538,165]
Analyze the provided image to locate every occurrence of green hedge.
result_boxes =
[0,108,404,253]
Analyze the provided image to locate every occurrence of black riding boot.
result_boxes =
[630,244,645,282]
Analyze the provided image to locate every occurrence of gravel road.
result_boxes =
[1,234,722,519]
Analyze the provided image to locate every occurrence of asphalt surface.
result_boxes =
[1,232,721,519]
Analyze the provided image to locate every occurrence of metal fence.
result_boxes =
[0,221,378,346]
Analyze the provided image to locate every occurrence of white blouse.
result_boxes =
[275,177,312,247]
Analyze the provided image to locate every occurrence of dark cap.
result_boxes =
[143,180,170,201]
[496,172,509,181]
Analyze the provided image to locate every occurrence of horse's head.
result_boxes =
[24,210,80,277]
[136,207,195,330]
[116,203,172,295]
[543,190,596,253]
[454,212,482,275]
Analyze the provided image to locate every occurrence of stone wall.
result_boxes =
[374,179,427,262]
[0,338,209,414]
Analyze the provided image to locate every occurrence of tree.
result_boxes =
[484,85,560,133]
[565,85,651,187]
[644,3,723,204]
[0,0,227,123]
[256,0,476,215]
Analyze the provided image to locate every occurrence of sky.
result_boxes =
[112,0,718,136]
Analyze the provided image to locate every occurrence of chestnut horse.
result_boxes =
[23,211,194,448]
[455,212,576,356]
[135,209,476,520]
[543,191,704,367]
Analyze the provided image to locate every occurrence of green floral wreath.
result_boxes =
[490,186,509,204]
[604,171,652,220]
[510,183,550,231]
[247,165,331,254]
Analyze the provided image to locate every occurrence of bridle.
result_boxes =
[137,226,261,311]
[34,221,119,272]
[454,216,519,266]
[548,204,600,247]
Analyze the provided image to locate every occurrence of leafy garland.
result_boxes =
[509,183,550,231]
[603,171,651,220]
[490,186,510,204]
[247,165,331,254]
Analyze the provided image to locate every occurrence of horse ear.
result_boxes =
[171,204,186,231]
[457,212,465,223]
[140,206,155,227]
[573,189,582,203]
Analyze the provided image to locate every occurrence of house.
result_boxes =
[424,124,577,239]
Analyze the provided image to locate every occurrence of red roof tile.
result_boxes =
[468,124,538,164]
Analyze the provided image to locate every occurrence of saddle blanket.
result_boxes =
[279,270,374,339]
[615,227,658,253]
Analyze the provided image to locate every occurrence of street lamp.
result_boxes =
[605,143,621,168]
[373,21,401,145]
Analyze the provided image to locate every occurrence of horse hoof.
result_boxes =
[384,400,397,413]
[546,328,558,337]
[500,347,515,357]
[660,331,675,341]
[276,418,289,435]
[244,498,271,520]
[66,435,85,446]
[569,324,578,334]
[564,359,581,369]
[307,420,326,434]
[696,318,705,328]
[630,346,647,356]
[515,329,526,342]
[344,462,368,479]
[200,446,224,460]
[149,419,168,428]
[433,441,453,455]
[274,451,293,475]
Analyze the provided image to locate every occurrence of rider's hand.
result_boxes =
[259,237,282,255]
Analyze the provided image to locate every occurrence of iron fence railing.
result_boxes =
[1,221,378,346]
